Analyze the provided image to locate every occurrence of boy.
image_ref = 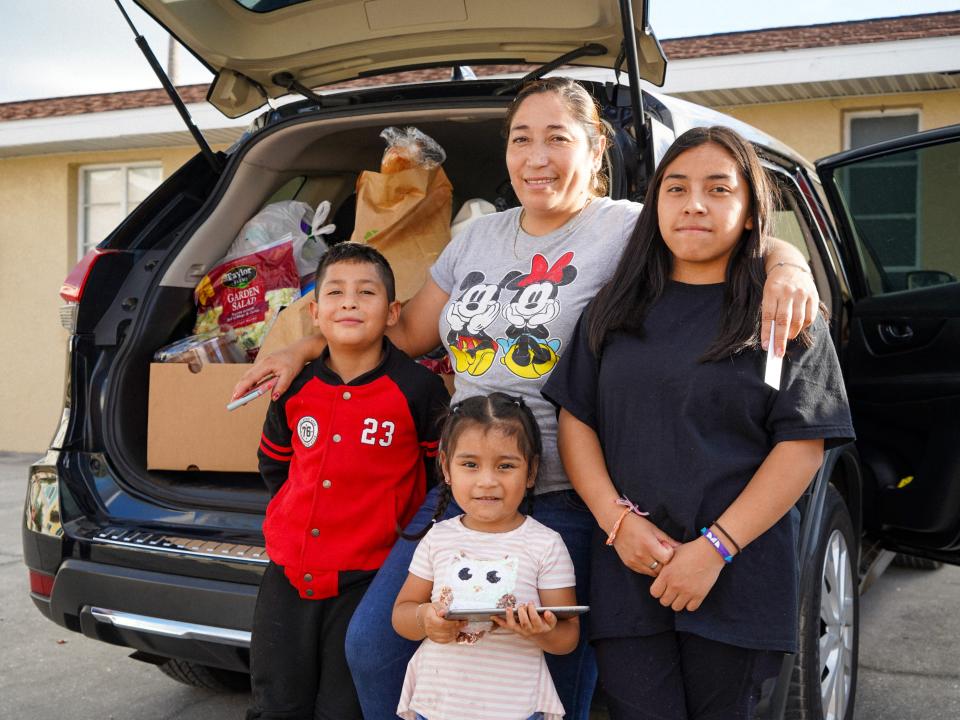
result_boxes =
[248,243,449,720]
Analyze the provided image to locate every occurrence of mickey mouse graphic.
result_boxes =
[445,271,509,376]
[498,252,577,379]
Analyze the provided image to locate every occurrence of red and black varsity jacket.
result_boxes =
[258,339,448,599]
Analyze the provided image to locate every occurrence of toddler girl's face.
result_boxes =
[442,424,534,534]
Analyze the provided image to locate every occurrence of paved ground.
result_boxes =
[3,452,960,719]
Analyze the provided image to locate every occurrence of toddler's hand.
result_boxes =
[649,537,725,612]
[491,603,557,638]
[421,603,465,644]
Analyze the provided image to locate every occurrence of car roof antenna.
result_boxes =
[113,0,222,173]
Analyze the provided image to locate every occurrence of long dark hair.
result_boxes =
[401,393,542,540]
[587,126,789,361]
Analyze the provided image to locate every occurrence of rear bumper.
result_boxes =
[48,559,258,672]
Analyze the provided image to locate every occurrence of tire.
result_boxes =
[891,553,943,571]
[786,486,858,720]
[157,658,250,693]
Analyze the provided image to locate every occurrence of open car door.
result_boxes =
[817,124,960,564]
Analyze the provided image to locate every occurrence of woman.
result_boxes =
[234,78,819,720]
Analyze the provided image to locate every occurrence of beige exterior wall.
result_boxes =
[722,89,960,160]
[0,145,198,453]
[2,89,959,453]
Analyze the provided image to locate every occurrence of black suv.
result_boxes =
[21,2,960,719]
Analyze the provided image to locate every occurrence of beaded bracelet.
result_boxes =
[700,527,734,563]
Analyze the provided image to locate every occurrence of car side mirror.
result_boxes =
[906,270,956,289]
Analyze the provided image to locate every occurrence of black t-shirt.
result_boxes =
[542,281,854,652]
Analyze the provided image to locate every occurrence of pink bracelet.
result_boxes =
[605,496,648,546]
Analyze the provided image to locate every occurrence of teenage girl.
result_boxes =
[392,393,579,720]
[543,126,855,720]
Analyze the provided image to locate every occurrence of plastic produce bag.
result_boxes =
[193,238,300,359]
[350,126,453,302]
[226,200,335,279]
[154,329,247,371]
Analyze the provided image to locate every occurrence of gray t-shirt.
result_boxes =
[431,196,641,494]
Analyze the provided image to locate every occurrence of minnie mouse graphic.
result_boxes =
[498,252,577,379]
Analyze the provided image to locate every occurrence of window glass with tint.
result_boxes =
[833,136,960,296]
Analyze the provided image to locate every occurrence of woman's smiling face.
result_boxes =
[506,91,604,230]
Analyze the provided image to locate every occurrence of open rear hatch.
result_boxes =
[134,0,666,117]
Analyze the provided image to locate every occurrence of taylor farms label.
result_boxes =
[194,240,300,359]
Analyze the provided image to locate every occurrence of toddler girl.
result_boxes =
[392,393,579,720]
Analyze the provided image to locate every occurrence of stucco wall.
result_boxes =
[722,89,960,160]
[1,89,959,453]
[0,145,198,453]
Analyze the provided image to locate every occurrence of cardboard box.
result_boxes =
[148,362,267,472]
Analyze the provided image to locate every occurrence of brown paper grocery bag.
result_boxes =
[257,293,319,360]
[349,166,453,302]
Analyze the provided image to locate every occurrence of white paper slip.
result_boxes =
[764,320,783,390]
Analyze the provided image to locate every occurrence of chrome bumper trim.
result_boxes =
[88,527,269,565]
[89,607,251,647]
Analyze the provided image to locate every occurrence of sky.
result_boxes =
[1,0,958,104]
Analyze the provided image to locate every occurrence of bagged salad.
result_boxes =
[193,238,300,359]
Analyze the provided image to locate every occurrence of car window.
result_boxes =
[769,174,832,312]
[831,140,960,296]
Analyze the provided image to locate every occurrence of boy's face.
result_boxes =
[310,260,400,351]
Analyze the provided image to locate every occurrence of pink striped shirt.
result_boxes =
[397,516,576,720]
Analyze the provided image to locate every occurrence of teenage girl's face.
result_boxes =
[441,424,535,534]
[657,142,754,284]
[506,92,604,231]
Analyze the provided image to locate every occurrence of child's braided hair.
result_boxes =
[401,393,542,540]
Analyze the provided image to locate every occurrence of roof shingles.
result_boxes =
[2,10,958,122]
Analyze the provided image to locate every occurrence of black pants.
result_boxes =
[594,632,784,720]
[247,562,374,720]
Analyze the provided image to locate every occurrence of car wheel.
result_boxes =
[157,658,250,693]
[891,553,943,570]
[787,486,858,720]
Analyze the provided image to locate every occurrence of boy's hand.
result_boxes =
[649,537,725,612]
[491,603,557,637]
[421,603,466,644]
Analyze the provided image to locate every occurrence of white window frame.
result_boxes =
[77,161,163,257]
[841,109,922,274]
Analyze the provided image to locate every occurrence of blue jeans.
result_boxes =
[345,486,597,720]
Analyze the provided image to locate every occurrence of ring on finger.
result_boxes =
[649,560,659,570]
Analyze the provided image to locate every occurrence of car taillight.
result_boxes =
[29,570,55,598]
[59,248,118,332]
